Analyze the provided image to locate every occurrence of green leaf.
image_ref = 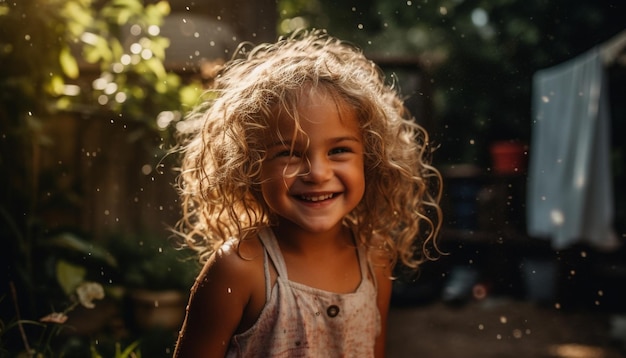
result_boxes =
[90,343,104,358]
[55,96,74,111]
[83,34,114,64]
[115,8,133,25]
[143,57,167,80]
[0,4,10,16]
[62,1,93,35]
[56,259,86,296]
[145,1,170,25]
[83,45,103,64]
[94,35,114,64]
[112,0,143,12]
[106,0,144,25]
[150,37,170,59]
[45,232,118,268]
[154,1,171,17]
[59,46,79,79]
[47,74,66,96]
[179,82,204,109]
[117,340,141,358]
[110,38,125,60]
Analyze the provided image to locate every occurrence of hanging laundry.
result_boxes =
[527,46,618,250]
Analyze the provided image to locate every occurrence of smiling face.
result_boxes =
[259,87,365,235]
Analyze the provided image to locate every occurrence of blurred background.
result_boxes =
[1,0,625,356]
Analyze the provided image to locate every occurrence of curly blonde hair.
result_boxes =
[174,29,442,270]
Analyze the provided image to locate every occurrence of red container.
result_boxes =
[490,141,527,175]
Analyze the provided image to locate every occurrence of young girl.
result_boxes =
[173,29,442,357]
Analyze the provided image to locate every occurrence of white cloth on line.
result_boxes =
[527,46,618,250]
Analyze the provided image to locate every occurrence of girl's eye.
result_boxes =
[329,147,351,155]
[273,150,301,159]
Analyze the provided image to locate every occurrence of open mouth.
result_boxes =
[298,193,336,202]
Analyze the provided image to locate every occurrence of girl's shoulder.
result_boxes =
[190,234,266,316]
[203,235,265,278]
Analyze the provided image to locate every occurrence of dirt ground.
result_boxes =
[385,297,626,358]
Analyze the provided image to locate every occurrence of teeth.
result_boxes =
[301,194,333,202]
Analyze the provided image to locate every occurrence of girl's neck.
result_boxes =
[271,220,353,256]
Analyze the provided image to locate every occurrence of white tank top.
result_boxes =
[226,227,381,357]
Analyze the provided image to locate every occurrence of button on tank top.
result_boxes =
[226,227,381,357]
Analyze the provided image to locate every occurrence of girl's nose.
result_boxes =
[302,155,332,183]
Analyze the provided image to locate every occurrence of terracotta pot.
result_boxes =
[65,297,121,336]
[130,289,187,330]
[490,141,527,175]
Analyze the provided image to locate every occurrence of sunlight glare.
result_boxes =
[548,343,608,358]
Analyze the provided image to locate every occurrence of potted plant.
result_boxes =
[105,232,199,331]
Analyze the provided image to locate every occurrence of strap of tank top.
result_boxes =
[354,230,378,290]
[262,248,272,302]
[257,227,289,279]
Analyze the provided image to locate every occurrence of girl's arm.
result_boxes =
[173,242,258,357]
[373,257,393,358]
